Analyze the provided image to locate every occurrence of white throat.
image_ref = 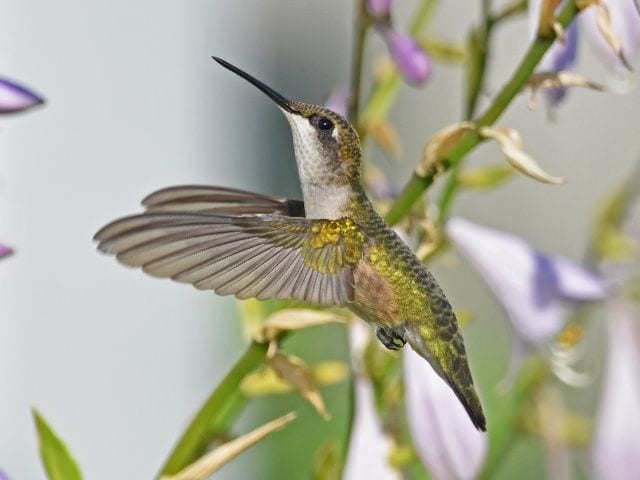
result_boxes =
[284,113,351,219]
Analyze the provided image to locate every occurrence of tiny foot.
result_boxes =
[376,327,406,351]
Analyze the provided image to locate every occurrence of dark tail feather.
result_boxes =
[445,374,486,431]
[405,327,487,431]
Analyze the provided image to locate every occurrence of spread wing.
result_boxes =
[142,185,305,217]
[94,211,365,307]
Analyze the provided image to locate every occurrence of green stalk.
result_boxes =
[350,0,370,122]
[159,341,269,476]
[385,1,581,226]
[438,0,493,220]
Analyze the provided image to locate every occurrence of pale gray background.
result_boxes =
[1,1,638,479]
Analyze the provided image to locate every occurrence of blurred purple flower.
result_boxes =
[446,217,606,345]
[343,374,398,479]
[582,0,640,71]
[324,89,350,117]
[404,348,487,479]
[0,244,13,261]
[0,469,8,480]
[344,323,397,479]
[592,300,640,480]
[530,0,640,78]
[529,1,580,106]
[0,77,44,114]
[380,27,432,86]
[367,0,392,18]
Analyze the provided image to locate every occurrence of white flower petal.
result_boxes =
[592,301,640,479]
[404,348,487,480]
[344,323,398,480]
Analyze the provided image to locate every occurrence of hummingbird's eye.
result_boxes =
[317,117,334,132]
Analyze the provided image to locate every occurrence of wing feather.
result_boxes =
[95,210,364,307]
[142,185,305,217]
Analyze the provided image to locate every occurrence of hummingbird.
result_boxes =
[94,57,486,431]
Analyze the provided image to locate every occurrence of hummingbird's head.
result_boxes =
[213,57,361,187]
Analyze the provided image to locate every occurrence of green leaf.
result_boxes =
[32,409,83,480]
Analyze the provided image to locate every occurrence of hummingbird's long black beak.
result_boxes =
[212,56,300,114]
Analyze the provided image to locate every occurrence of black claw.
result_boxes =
[376,327,406,351]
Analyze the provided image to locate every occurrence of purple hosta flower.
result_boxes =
[0,244,13,261]
[324,89,350,117]
[344,323,398,479]
[592,300,640,480]
[379,27,432,86]
[0,77,44,114]
[445,218,606,384]
[367,0,392,18]
[582,0,640,72]
[447,218,606,343]
[529,1,580,106]
[404,348,487,479]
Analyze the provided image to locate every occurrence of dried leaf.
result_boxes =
[268,350,331,419]
[480,126,566,185]
[161,412,297,480]
[370,120,402,159]
[240,361,349,397]
[255,309,345,343]
[538,0,563,36]
[527,71,605,108]
[416,122,475,177]
[528,71,605,104]
[240,368,292,396]
[594,2,632,71]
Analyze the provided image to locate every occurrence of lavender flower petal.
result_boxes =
[381,28,432,86]
[0,243,13,260]
[592,301,640,479]
[344,323,397,479]
[550,255,607,300]
[446,218,605,345]
[324,89,350,117]
[0,77,44,114]
[404,348,487,480]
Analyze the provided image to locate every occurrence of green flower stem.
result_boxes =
[438,0,494,220]
[159,341,269,476]
[385,1,581,226]
[350,0,371,122]
[465,0,492,121]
